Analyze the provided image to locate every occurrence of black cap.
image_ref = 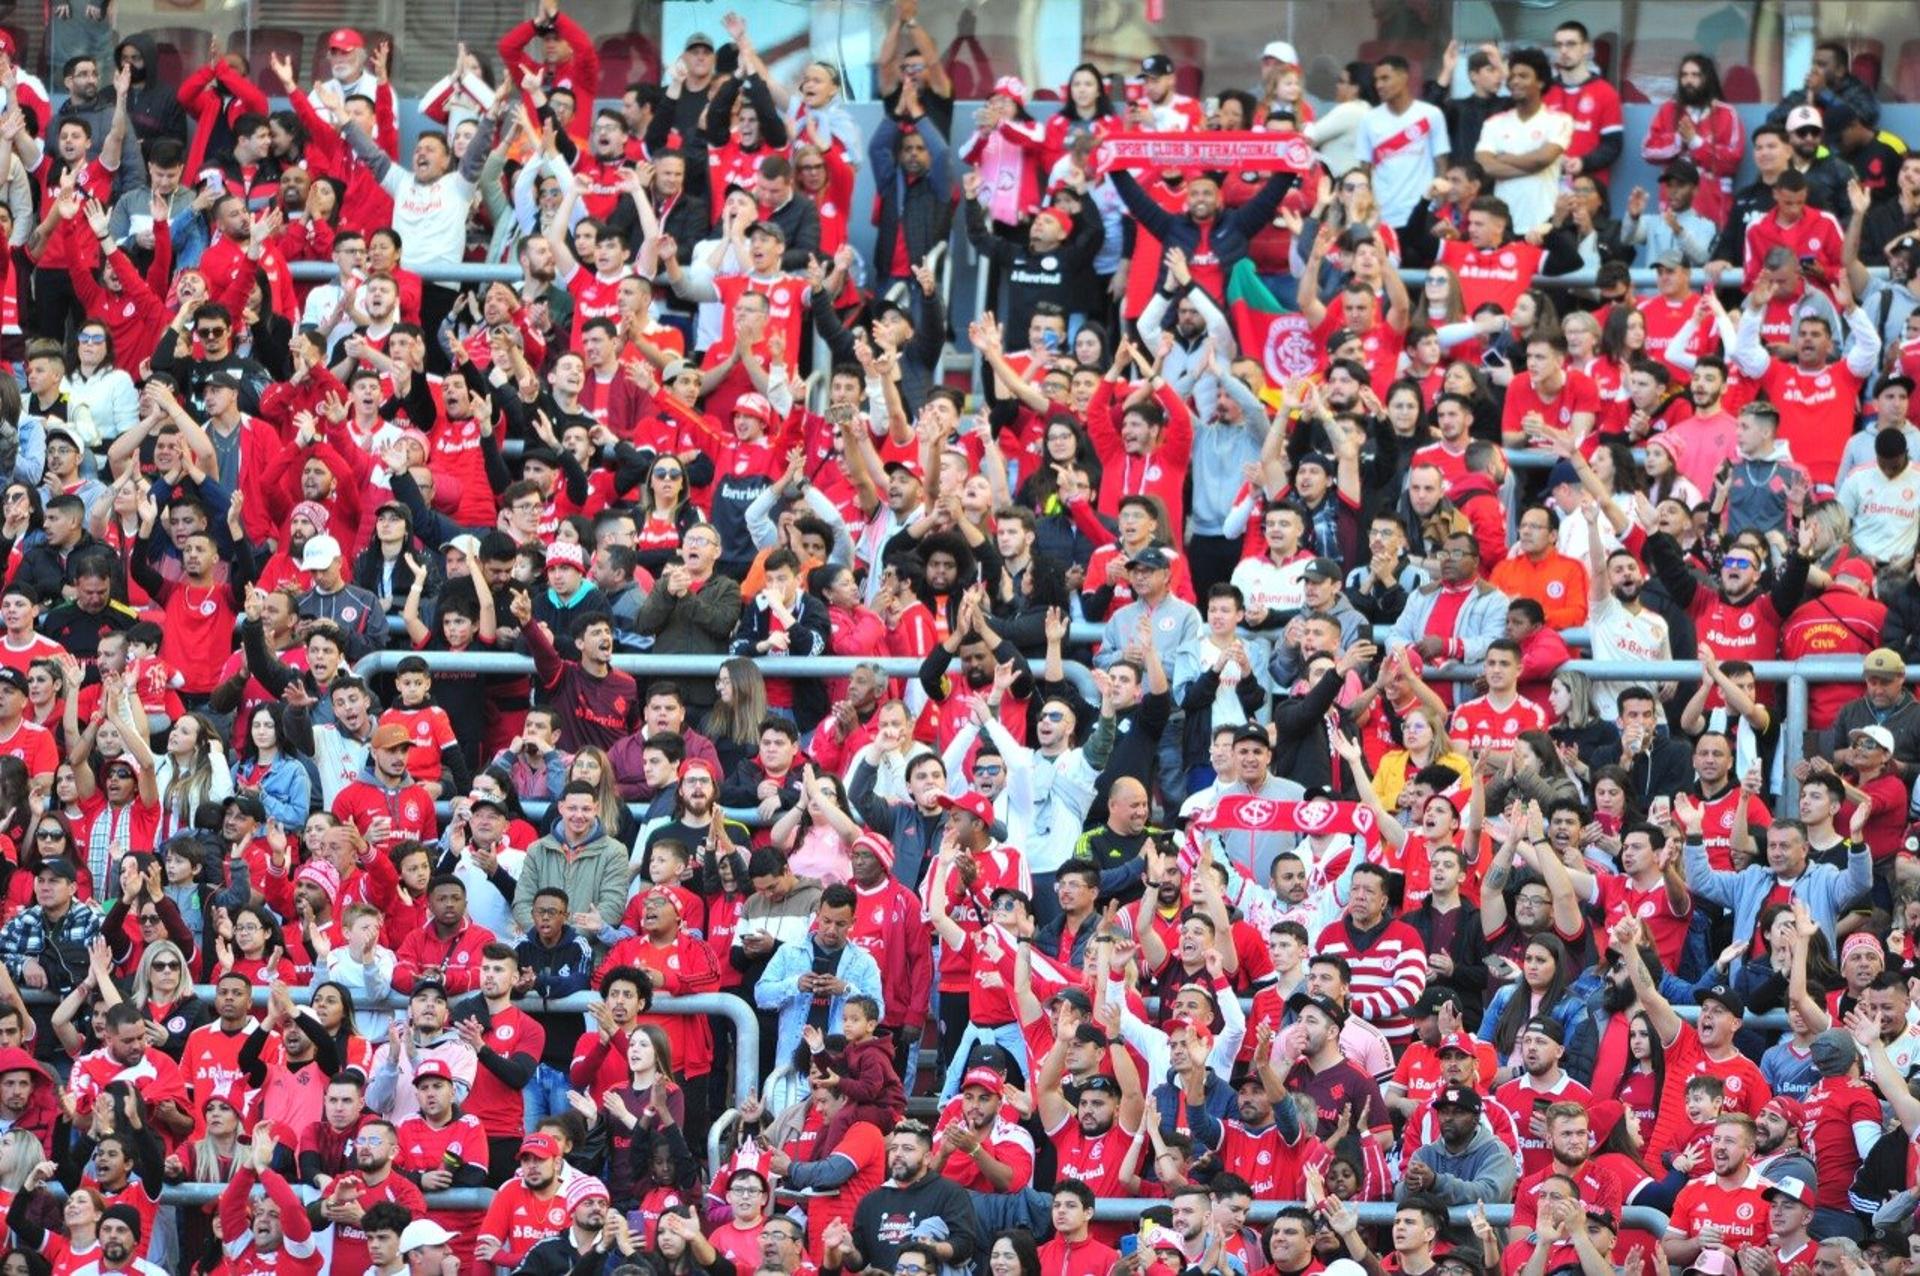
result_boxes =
[1049,987,1093,1013]
[1880,375,1917,397]
[205,367,244,391]
[1231,723,1272,749]
[222,793,267,824]
[1520,1014,1565,1044]
[1286,991,1348,1027]
[1295,452,1334,474]
[1433,1085,1482,1113]
[1302,556,1343,582]
[36,857,78,882]
[1071,1022,1110,1048]
[1141,54,1175,77]
[1659,158,1700,185]
[1583,1204,1618,1231]
[521,446,561,468]
[1127,546,1173,571]
[0,668,28,695]
[467,790,508,813]
[1699,982,1747,1018]
[410,973,449,999]
[1413,986,1461,1017]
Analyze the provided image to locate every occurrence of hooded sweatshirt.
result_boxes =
[0,1047,58,1153]
[113,35,186,146]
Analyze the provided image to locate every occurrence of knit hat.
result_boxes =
[294,859,341,899]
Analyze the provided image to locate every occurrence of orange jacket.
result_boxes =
[1489,550,1590,630]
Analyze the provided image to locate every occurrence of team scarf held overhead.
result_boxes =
[1181,795,1381,877]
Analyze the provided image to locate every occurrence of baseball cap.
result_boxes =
[1413,987,1461,1017]
[412,1058,455,1087]
[0,668,27,696]
[1286,991,1348,1028]
[1261,41,1300,65]
[936,791,997,827]
[35,858,77,882]
[222,793,267,824]
[1071,1022,1110,1049]
[1433,1085,1482,1112]
[1652,249,1688,270]
[733,392,775,425]
[467,789,507,814]
[1810,1028,1859,1077]
[370,723,412,752]
[326,28,366,54]
[441,532,482,561]
[1762,1094,1806,1126]
[1126,546,1173,571]
[1698,982,1747,1018]
[1302,556,1343,582]
[1546,460,1581,489]
[1435,1031,1477,1056]
[683,31,716,52]
[519,1133,563,1160]
[43,427,77,451]
[1864,648,1907,678]
[1142,54,1176,77]
[1231,723,1272,749]
[960,1066,1006,1095]
[992,76,1028,106]
[1785,104,1823,132]
[398,1220,458,1253]
[1851,724,1897,753]
[1520,1014,1565,1044]
[298,533,343,571]
[1765,1176,1814,1206]
[1049,987,1093,1013]
[1659,157,1701,186]
[1687,1251,1736,1276]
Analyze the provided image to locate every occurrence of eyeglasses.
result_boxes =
[75,333,105,345]
[973,765,1004,777]
[727,1184,765,1197]
[511,499,543,512]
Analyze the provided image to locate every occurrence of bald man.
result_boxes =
[1072,777,1177,904]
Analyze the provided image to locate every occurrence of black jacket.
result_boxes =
[1270,667,1351,797]
[847,1171,981,1274]
[1112,169,1295,295]
[965,199,1102,342]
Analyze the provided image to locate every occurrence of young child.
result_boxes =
[1671,1074,1724,1175]
[486,707,571,799]
[326,902,399,1040]
[619,838,705,938]
[379,655,467,798]
[808,995,905,1137]
[121,623,186,733]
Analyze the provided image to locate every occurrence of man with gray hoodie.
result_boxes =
[1399,1085,1517,1207]
[511,782,630,956]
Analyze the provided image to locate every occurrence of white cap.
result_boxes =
[1322,1262,1369,1276]
[398,1219,458,1253]
[298,533,343,572]
[1262,41,1299,66]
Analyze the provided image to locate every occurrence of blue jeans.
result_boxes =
[525,1062,572,1132]
[939,1020,1030,1099]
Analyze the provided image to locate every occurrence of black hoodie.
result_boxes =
[114,33,187,148]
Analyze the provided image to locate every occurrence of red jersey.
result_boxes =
[379,705,457,787]
[1496,1073,1593,1178]
[183,1022,256,1116]
[1755,357,1869,486]
[323,1171,427,1276]
[1593,873,1692,971]
[1040,1235,1123,1276]
[1501,369,1602,441]
[462,1005,546,1130]
[1215,1119,1329,1200]
[1440,238,1544,314]
[1695,787,1772,872]
[1669,1167,1771,1251]
[0,718,59,782]
[395,1111,490,1177]
[330,779,438,856]
[597,931,722,1076]
[1544,78,1623,165]
[1449,693,1548,755]
[1639,294,1717,375]
[1744,207,1845,288]
[711,273,809,369]
[478,1177,572,1267]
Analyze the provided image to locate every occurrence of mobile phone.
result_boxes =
[1119,1237,1139,1258]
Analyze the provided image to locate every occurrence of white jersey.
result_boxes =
[1356,100,1450,226]
[1478,105,1574,235]
[1587,595,1672,721]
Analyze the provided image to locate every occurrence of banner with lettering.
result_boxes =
[1096,129,1319,175]
[1196,795,1378,838]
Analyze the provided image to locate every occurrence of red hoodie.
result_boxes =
[0,1047,58,1153]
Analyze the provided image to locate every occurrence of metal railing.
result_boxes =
[1091,1200,1672,1234]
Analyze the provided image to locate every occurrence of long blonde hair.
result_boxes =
[192,1098,240,1183]
[130,939,190,1007]
[569,747,624,834]
[0,1129,41,1190]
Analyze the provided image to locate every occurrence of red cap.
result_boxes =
[1170,1016,1214,1047]
[1587,1099,1625,1146]
[0,32,17,60]
[733,392,774,425]
[1762,1094,1807,1127]
[327,28,366,54]
[936,791,997,827]
[680,758,717,783]
[412,1059,455,1087]
[1436,1031,1476,1056]
[1032,208,1072,239]
[960,1066,1006,1095]
[519,1133,563,1160]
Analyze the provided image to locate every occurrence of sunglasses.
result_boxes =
[150,959,178,969]
[196,327,228,339]
[75,332,105,344]
[1721,555,1753,570]
[653,466,684,479]
[34,829,62,840]
[1038,710,1067,723]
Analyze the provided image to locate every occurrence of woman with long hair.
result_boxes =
[1042,63,1118,172]
[153,713,232,842]
[306,980,374,1075]
[165,1093,243,1271]
[957,79,1046,242]
[22,659,70,742]
[117,939,205,1059]
[5,808,90,920]
[0,482,43,566]
[559,747,636,849]
[814,566,887,710]
[986,1231,1043,1276]
[2,1159,93,1270]
[0,758,35,889]
[634,455,703,578]
[1303,63,1374,174]
[60,320,138,444]
[1642,435,1702,509]
[1321,168,1400,268]
[704,659,768,776]
[1548,670,1621,791]
[1588,766,1641,841]
[601,1023,686,1209]
[228,704,311,829]
[1484,729,1582,812]
[770,767,859,885]
[1372,706,1471,813]
[1481,934,1580,1075]
[209,904,301,985]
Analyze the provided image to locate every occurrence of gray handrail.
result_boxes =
[1090,1199,1670,1232]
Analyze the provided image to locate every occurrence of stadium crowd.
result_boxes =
[0,1,1912,1274]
